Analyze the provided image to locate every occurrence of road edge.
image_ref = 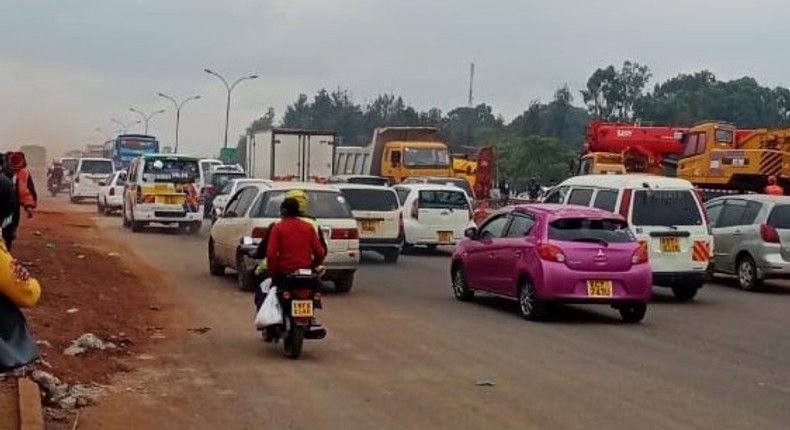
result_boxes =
[17,378,43,430]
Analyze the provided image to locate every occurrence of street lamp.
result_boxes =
[129,108,166,135]
[204,68,258,149]
[158,93,201,153]
[111,118,141,134]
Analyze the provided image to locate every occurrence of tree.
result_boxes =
[581,61,651,122]
[443,104,504,150]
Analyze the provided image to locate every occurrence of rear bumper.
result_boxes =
[104,196,123,208]
[537,264,653,303]
[653,270,709,287]
[359,237,402,251]
[71,186,100,198]
[133,207,203,223]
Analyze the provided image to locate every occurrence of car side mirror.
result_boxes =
[464,227,477,239]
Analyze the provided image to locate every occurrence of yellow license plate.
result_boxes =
[660,237,681,253]
[291,300,313,317]
[587,280,613,297]
[438,231,453,243]
[359,219,378,232]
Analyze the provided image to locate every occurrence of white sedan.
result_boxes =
[97,170,127,215]
[210,178,272,223]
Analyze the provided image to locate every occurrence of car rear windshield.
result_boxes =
[631,190,703,226]
[211,173,245,189]
[768,205,790,229]
[79,160,113,174]
[419,190,469,210]
[142,159,200,183]
[257,190,353,219]
[340,188,399,211]
[549,217,635,243]
[427,178,473,197]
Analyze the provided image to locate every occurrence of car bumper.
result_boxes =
[537,264,653,303]
[359,237,402,251]
[404,227,469,246]
[133,206,204,223]
[653,269,710,287]
[72,186,100,198]
[104,196,123,208]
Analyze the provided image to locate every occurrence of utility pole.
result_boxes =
[468,62,475,107]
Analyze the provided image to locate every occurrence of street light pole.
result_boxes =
[158,93,201,153]
[129,108,166,135]
[110,118,141,134]
[204,69,258,149]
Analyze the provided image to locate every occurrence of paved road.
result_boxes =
[77,211,790,430]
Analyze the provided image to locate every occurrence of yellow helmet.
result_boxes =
[285,189,308,214]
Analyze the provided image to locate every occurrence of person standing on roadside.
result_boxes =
[2,152,37,251]
[498,178,510,205]
[765,176,785,196]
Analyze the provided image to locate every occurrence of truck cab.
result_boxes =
[380,141,452,183]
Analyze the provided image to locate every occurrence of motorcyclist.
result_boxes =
[47,160,64,188]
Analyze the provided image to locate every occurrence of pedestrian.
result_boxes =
[0,174,41,373]
[498,178,510,205]
[528,177,541,201]
[765,175,785,196]
[1,152,37,251]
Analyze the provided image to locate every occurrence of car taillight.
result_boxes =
[252,227,267,240]
[331,228,359,240]
[537,244,566,263]
[399,211,404,236]
[619,189,632,219]
[109,188,115,196]
[411,199,419,219]
[760,224,780,243]
[632,242,649,264]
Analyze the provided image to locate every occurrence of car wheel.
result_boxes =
[451,265,474,302]
[208,239,225,276]
[619,303,647,323]
[518,277,547,321]
[383,249,400,263]
[96,199,103,213]
[131,221,144,233]
[70,195,78,204]
[236,254,255,291]
[737,254,762,291]
[671,283,700,302]
[334,272,355,293]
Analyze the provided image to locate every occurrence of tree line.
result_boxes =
[240,61,790,188]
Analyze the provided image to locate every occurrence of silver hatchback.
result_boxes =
[705,195,790,290]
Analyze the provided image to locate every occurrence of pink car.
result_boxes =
[451,204,652,323]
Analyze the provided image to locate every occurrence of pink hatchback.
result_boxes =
[451,204,652,322]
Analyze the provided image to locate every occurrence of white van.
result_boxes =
[393,184,475,251]
[543,174,712,301]
[336,184,403,263]
[123,154,204,234]
[70,158,115,203]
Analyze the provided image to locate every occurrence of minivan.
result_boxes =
[543,174,712,301]
[70,158,115,203]
[393,184,475,251]
[336,184,403,263]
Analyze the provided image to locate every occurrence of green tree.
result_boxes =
[582,61,651,122]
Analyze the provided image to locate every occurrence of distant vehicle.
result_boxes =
[327,175,389,186]
[70,158,115,203]
[203,165,247,216]
[198,158,224,191]
[543,174,712,301]
[57,157,78,192]
[97,170,127,215]
[209,183,360,292]
[244,129,337,182]
[210,178,272,223]
[705,194,790,290]
[105,134,160,169]
[401,176,474,199]
[392,183,475,251]
[452,205,651,322]
[336,184,403,263]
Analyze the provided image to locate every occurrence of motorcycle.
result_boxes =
[47,176,62,197]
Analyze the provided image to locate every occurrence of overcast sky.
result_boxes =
[1,0,787,157]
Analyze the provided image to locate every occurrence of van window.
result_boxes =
[768,205,790,229]
[593,189,618,212]
[549,217,634,243]
[544,186,569,204]
[143,158,199,184]
[568,188,594,206]
[340,188,399,211]
[80,160,113,174]
[257,190,353,219]
[427,178,473,198]
[418,190,469,210]
[631,190,703,226]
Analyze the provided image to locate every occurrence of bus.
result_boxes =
[104,134,160,168]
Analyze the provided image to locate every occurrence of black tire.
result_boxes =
[383,249,400,263]
[131,221,144,233]
[518,277,547,321]
[736,254,762,291]
[189,221,202,235]
[334,272,355,293]
[208,240,225,276]
[236,254,255,291]
[671,283,700,302]
[451,265,474,302]
[283,325,305,359]
[401,242,415,255]
[619,303,647,323]
[426,244,438,251]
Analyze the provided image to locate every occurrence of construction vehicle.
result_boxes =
[578,121,688,175]
[677,121,790,194]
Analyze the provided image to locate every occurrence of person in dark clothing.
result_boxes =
[498,178,510,205]
[1,152,37,251]
[528,177,541,201]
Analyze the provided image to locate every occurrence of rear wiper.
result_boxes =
[572,238,610,247]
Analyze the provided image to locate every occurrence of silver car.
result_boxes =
[705,194,790,290]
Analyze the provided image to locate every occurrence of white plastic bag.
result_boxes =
[255,287,282,328]
[260,278,272,294]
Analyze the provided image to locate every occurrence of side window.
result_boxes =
[705,202,724,227]
[743,201,762,224]
[224,188,246,215]
[504,214,536,237]
[592,189,618,212]
[479,215,510,239]
[579,158,593,175]
[568,188,594,206]
[543,186,569,204]
[683,134,699,157]
[696,133,707,155]
[233,187,259,216]
[717,200,747,228]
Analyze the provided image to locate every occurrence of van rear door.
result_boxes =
[417,189,471,242]
[340,188,400,240]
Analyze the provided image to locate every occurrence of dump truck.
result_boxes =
[245,129,337,181]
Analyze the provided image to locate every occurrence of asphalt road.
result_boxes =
[76,211,790,430]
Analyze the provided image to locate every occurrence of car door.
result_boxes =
[705,200,725,269]
[713,199,748,271]
[464,213,511,291]
[495,212,537,297]
[225,187,260,266]
[215,188,254,263]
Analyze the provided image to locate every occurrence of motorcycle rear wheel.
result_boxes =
[283,325,305,359]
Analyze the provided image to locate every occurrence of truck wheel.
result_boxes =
[334,272,355,293]
[383,249,400,263]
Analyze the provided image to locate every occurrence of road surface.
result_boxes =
[73,210,790,430]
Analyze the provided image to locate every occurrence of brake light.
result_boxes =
[399,211,404,236]
[295,289,312,299]
[760,224,780,243]
[331,228,359,240]
[537,244,566,263]
[632,242,649,264]
[313,292,322,301]
[619,189,632,219]
[252,227,267,240]
[411,199,419,219]
[109,188,115,196]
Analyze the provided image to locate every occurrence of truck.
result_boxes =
[245,129,337,181]
[577,121,688,175]
[84,144,106,158]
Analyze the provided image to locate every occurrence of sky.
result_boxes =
[1,0,788,157]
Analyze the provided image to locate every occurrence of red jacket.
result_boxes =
[266,217,326,277]
[765,185,785,196]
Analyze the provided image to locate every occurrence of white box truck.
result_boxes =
[245,129,337,181]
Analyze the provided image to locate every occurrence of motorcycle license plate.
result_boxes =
[291,300,314,317]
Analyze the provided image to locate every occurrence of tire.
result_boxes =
[451,265,474,302]
[383,249,400,263]
[131,221,144,233]
[70,195,78,204]
[283,325,305,359]
[426,244,438,251]
[737,254,762,291]
[97,199,104,214]
[122,206,131,228]
[208,240,225,276]
[188,221,202,235]
[671,283,700,302]
[619,303,647,323]
[518,277,547,321]
[236,254,255,291]
[401,242,415,255]
[334,272,355,293]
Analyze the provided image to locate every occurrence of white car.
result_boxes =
[211,178,272,223]
[97,170,127,215]
[209,182,360,292]
[393,183,475,251]
[336,184,402,263]
[70,158,115,203]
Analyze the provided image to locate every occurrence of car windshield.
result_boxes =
[142,158,200,184]
[549,217,634,243]
[632,190,703,226]
[257,190,353,219]
[418,189,469,210]
[427,178,473,197]
[79,160,113,174]
[211,173,245,189]
[403,148,450,168]
[340,188,399,211]
[769,205,790,229]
